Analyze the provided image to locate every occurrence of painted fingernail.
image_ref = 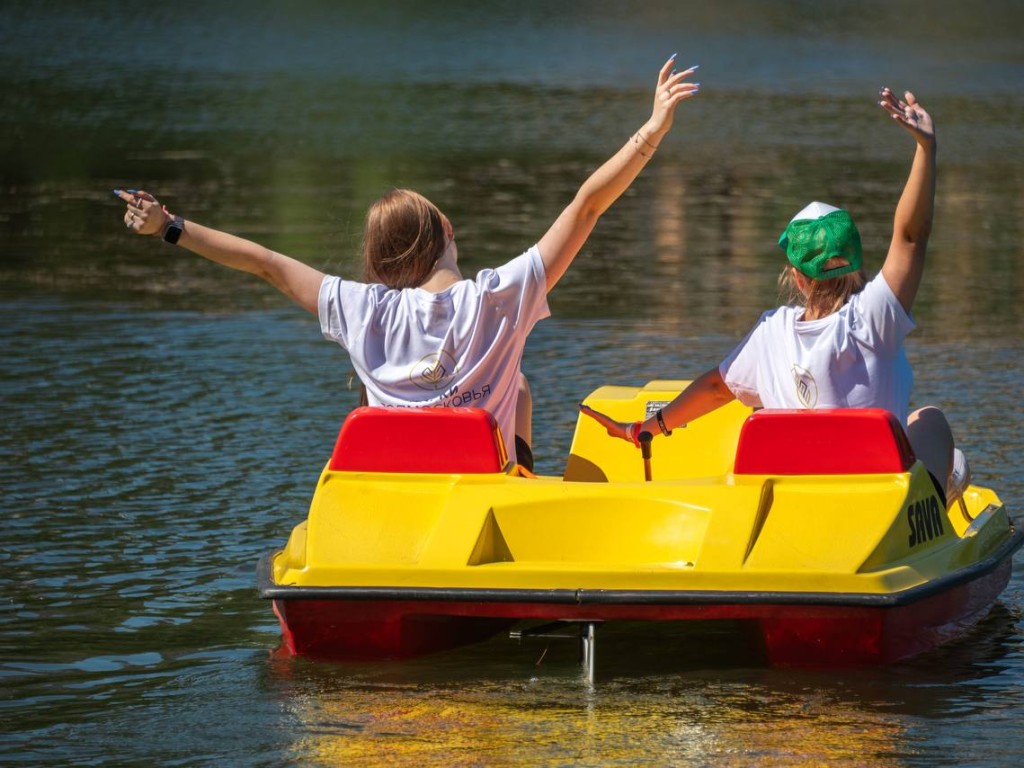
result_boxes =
[127,189,137,194]
[690,64,700,71]
[113,189,122,195]
[670,52,678,60]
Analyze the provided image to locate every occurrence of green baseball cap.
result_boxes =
[778,202,862,280]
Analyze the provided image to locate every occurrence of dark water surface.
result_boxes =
[3,2,1023,765]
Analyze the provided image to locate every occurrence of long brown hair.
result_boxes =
[778,263,867,319]
[362,189,448,289]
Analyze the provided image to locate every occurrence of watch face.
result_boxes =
[164,218,183,244]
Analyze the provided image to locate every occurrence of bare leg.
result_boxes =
[515,372,532,446]
[906,406,955,493]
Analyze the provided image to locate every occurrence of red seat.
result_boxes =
[328,407,510,474]
[733,409,916,475]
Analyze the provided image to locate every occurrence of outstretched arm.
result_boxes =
[580,366,734,445]
[115,190,325,315]
[537,55,700,291]
[878,88,937,314]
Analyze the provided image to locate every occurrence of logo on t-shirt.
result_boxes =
[411,350,458,391]
[792,364,818,408]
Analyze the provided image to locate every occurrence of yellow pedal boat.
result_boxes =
[258,381,1022,667]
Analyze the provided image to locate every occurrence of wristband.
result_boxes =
[656,409,672,436]
[625,420,642,447]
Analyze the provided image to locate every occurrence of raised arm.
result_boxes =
[878,88,937,314]
[537,55,700,291]
[115,190,325,315]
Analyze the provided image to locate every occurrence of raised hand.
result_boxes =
[648,55,700,135]
[879,88,935,147]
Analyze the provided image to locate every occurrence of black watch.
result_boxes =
[162,215,184,245]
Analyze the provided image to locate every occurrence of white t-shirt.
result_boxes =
[318,246,551,451]
[719,272,916,423]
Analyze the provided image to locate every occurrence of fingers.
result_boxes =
[115,188,162,235]
[666,65,699,86]
[657,53,678,86]
[578,404,639,446]
[876,87,925,128]
[117,189,138,231]
[901,91,919,121]
[660,64,700,102]
[115,188,155,204]
[657,55,699,97]
[878,87,904,113]
[578,403,619,432]
[879,87,924,118]
[115,189,150,216]
[664,82,700,105]
[578,403,613,428]
[879,87,912,125]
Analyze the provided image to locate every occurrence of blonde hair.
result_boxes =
[778,263,867,319]
[362,189,448,289]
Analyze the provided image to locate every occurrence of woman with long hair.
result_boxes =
[117,56,699,470]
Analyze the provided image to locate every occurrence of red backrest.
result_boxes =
[732,409,916,475]
[328,407,509,473]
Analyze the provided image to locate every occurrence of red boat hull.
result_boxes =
[265,550,1016,666]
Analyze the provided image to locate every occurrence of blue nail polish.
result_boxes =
[113,189,122,195]
[127,188,136,194]
[670,52,678,59]
[691,64,700,71]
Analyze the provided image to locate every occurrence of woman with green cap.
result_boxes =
[582,86,969,505]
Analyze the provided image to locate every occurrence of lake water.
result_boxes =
[2,1,1023,765]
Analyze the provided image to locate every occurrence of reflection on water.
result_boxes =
[268,604,1023,766]
[2,1,1024,765]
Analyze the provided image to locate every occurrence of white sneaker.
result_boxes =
[946,448,971,503]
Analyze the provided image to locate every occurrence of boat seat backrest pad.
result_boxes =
[329,406,509,473]
[732,408,916,475]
